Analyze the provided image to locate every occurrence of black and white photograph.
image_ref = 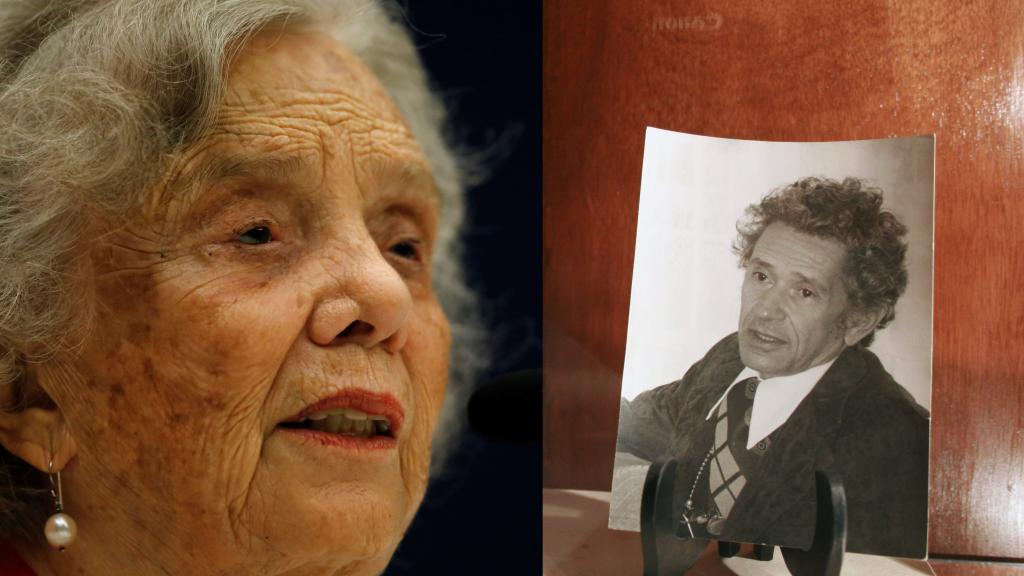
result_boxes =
[610,129,934,559]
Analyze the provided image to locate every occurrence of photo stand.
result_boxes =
[640,459,847,576]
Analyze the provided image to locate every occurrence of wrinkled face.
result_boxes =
[737,223,850,379]
[40,29,450,575]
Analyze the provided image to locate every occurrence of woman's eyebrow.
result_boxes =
[375,160,438,200]
[209,154,437,192]
[192,153,317,189]
[163,152,320,207]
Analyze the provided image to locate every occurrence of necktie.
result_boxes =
[706,376,760,535]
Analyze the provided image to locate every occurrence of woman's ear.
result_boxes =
[0,407,77,473]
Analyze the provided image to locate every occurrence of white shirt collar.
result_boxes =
[704,359,837,449]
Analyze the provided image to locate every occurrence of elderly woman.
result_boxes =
[0,0,480,574]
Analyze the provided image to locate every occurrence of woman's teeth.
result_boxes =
[302,408,390,436]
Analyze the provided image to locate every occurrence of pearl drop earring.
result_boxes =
[44,457,76,551]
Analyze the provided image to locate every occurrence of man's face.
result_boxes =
[737,223,852,378]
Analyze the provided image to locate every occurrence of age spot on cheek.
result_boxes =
[142,357,156,383]
[204,363,226,378]
[204,395,227,411]
[125,321,152,345]
[107,382,126,412]
[103,379,126,420]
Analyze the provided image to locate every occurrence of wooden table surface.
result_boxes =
[544,489,963,575]
[543,0,1024,563]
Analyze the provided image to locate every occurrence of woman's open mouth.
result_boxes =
[279,407,394,437]
[276,390,403,451]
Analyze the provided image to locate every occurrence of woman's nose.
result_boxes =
[307,237,412,354]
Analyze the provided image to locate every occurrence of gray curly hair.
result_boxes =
[0,0,483,539]
[734,177,908,347]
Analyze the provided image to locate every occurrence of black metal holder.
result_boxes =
[640,459,846,575]
[780,470,847,576]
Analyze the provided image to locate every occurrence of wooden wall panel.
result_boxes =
[931,564,1024,576]
[543,0,1024,561]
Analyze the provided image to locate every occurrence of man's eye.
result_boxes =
[238,226,272,245]
[389,239,421,261]
[800,288,816,299]
[753,271,768,282]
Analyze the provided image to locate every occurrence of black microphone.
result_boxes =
[467,369,542,443]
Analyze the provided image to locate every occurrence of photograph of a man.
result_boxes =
[614,173,930,559]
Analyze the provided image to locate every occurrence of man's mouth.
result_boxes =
[747,329,787,345]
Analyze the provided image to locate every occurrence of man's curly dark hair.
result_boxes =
[733,177,908,347]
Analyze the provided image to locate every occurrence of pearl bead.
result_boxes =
[44,513,77,549]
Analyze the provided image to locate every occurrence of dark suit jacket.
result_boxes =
[617,333,929,558]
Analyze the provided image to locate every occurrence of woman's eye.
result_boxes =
[389,239,421,261]
[238,226,272,245]
[753,271,768,282]
[800,288,816,299]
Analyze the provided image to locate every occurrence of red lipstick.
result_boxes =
[278,389,405,452]
[296,389,404,433]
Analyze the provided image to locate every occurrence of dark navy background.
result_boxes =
[384,2,541,575]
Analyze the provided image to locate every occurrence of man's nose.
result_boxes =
[307,234,413,354]
[753,285,786,321]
